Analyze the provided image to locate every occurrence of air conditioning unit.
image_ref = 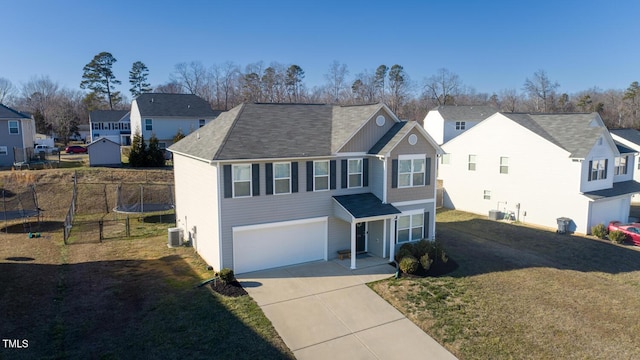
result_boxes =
[168,227,183,247]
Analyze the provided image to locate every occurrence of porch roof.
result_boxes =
[582,180,640,200]
[333,193,401,219]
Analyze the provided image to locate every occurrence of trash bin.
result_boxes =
[488,210,502,220]
[556,217,571,234]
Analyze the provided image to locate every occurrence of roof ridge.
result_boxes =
[0,103,30,119]
[213,104,246,160]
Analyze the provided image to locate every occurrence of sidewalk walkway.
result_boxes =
[238,261,457,360]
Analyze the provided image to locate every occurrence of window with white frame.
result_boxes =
[274,162,291,194]
[145,119,153,131]
[314,160,329,191]
[199,119,205,128]
[590,159,607,181]
[441,154,450,165]
[397,212,424,243]
[398,155,425,187]
[232,164,252,198]
[499,157,509,174]
[455,121,466,130]
[468,154,477,171]
[348,159,362,188]
[483,190,491,200]
[615,156,628,175]
[0,146,7,155]
[8,121,19,135]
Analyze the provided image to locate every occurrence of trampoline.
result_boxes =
[0,186,40,227]
[113,184,175,214]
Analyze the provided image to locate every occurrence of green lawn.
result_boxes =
[372,209,640,359]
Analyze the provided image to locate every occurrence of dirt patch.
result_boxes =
[211,280,249,297]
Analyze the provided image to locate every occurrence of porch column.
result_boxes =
[382,218,387,259]
[389,217,396,262]
[350,221,356,269]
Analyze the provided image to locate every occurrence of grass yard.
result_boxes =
[0,169,293,360]
[371,209,640,360]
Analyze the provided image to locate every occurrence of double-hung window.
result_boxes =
[145,119,153,131]
[590,159,607,181]
[468,155,477,171]
[314,160,329,191]
[8,121,19,135]
[499,157,509,174]
[397,212,424,243]
[348,159,362,188]
[274,162,291,194]
[232,164,252,198]
[398,155,425,187]
[615,156,627,175]
[455,121,466,130]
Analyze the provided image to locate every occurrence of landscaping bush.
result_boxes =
[591,224,608,239]
[608,230,627,244]
[219,268,236,283]
[399,243,417,257]
[395,247,414,262]
[414,239,433,258]
[399,256,419,274]
[420,254,433,272]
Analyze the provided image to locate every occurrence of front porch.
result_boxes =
[333,252,392,270]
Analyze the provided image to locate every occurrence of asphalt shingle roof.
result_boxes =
[368,122,410,155]
[610,128,640,145]
[134,93,222,117]
[502,112,607,158]
[89,110,129,123]
[615,141,635,154]
[582,180,640,200]
[434,105,497,121]
[333,193,401,219]
[0,104,30,119]
[169,103,386,161]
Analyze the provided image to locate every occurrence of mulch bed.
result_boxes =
[391,258,459,278]
[210,279,248,297]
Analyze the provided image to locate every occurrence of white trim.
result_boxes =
[382,219,387,258]
[347,158,363,189]
[396,209,425,244]
[381,122,444,158]
[335,151,368,157]
[232,164,252,198]
[391,199,435,207]
[397,154,427,188]
[354,214,399,223]
[232,216,329,232]
[381,157,388,203]
[313,160,330,192]
[273,161,292,195]
[217,162,224,268]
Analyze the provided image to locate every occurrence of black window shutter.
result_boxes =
[251,164,260,196]
[588,160,592,181]
[291,162,298,193]
[425,157,431,186]
[423,211,430,239]
[306,161,313,191]
[625,156,629,174]
[265,163,273,195]
[604,159,608,179]
[363,158,369,187]
[391,159,398,188]
[341,159,347,188]
[223,165,232,198]
[330,160,337,189]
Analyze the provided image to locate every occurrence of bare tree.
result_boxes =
[423,68,462,106]
[351,71,377,104]
[0,77,16,104]
[523,69,560,112]
[155,81,184,94]
[324,60,349,103]
[388,64,410,114]
[171,61,211,99]
[499,88,520,112]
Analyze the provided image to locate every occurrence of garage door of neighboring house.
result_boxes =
[232,217,327,274]
[590,198,626,230]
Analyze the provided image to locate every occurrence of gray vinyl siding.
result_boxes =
[0,119,26,167]
[367,220,384,258]
[219,157,372,269]
[369,157,385,201]
[339,109,396,153]
[328,217,350,259]
[387,127,437,203]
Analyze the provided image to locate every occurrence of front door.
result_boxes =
[355,222,366,253]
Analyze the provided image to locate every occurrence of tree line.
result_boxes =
[1,51,640,143]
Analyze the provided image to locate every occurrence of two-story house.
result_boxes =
[437,112,640,234]
[130,93,222,149]
[423,105,497,145]
[89,110,131,145]
[168,103,442,274]
[0,104,36,167]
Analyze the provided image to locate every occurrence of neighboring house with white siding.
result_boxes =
[130,93,222,149]
[168,103,442,274]
[423,105,497,145]
[0,104,36,167]
[89,110,131,145]
[438,112,640,235]
[610,128,640,202]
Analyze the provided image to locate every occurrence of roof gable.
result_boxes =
[369,121,443,156]
[332,104,396,153]
[0,104,30,120]
[133,93,221,118]
[433,105,497,122]
[89,110,129,123]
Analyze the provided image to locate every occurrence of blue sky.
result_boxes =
[1,0,639,98]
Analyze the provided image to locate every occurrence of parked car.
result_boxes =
[34,144,58,154]
[65,145,87,154]
[607,221,640,245]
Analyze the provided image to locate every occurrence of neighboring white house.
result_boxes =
[610,128,640,202]
[423,105,497,145]
[87,137,121,166]
[89,110,131,145]
[437,112,640,234]
[130,93,222,149]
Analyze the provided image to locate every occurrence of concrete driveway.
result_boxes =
[238,261,457,360]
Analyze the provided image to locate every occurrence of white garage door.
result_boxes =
[590,198,628,230]
[233,217,327,274]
